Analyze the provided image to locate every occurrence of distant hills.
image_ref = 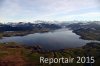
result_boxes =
[67,22,100,30]
[0,21,100,32]
[0,22,61,31]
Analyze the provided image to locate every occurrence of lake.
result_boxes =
[0,29,95,50]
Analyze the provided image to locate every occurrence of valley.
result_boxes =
[0,21,100,66]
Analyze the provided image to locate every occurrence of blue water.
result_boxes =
[0,29,91,50]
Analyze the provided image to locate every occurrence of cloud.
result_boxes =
[57,12,100,21]
[0,0,5,8]
[0,0,100,22]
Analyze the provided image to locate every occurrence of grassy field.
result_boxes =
[0,42,99,66]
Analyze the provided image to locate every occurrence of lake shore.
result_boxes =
[0,28,99,66]
[0,29,90,50]
[73,28,100,41]
[0,29,51,38]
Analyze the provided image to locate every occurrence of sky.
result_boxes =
[0,0,100,23]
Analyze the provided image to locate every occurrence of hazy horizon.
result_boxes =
[0,20,100,24]
[0,0,100,23]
